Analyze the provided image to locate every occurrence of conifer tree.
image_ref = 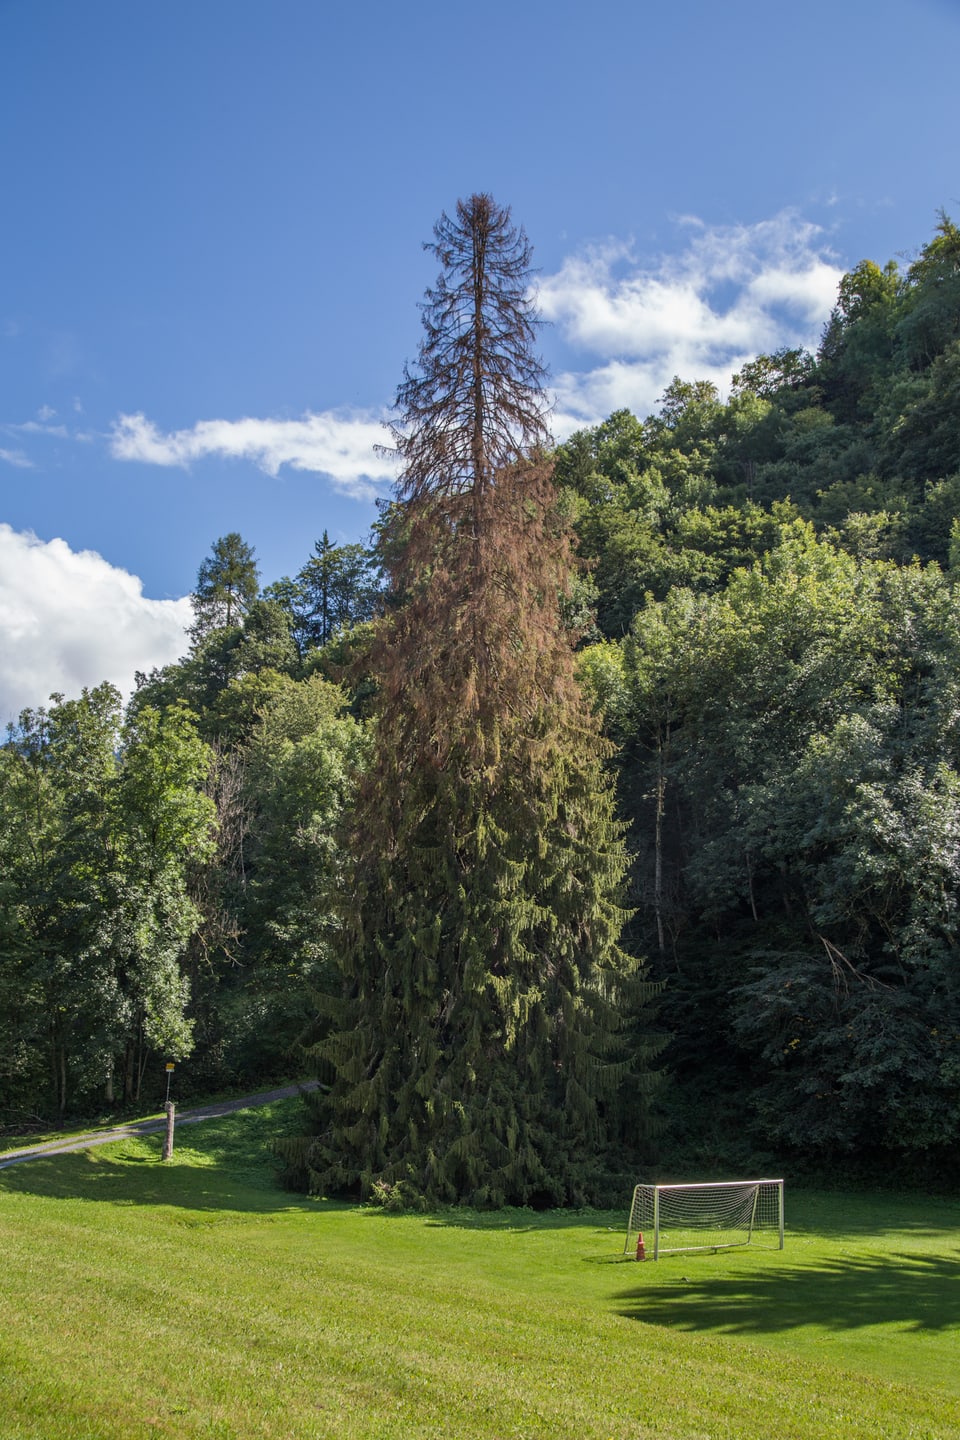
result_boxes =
[306,195,659,1207]
[189,533,260,644]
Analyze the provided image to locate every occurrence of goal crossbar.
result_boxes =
[624,1178,784,1260]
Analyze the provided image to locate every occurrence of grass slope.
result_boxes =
[1,1100,958,1439]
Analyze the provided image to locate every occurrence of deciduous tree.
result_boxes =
[0,689,214,1118]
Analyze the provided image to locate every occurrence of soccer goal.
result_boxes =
[623,1179,784,1260]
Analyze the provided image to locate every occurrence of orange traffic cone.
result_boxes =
[636,1231,646,1261]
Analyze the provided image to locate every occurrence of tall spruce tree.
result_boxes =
[306,195,659,1207]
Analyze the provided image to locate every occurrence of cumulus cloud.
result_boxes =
[0,525,191,723]
[539,211,843,430]
[110,408,397,500]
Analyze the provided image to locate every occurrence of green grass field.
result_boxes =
[1,1100,958,1439]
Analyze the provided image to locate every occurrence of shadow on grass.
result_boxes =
[614,1250,960,1334]
[0,1104,343,1217]
[422,1207,622,1233]
[0,1147,339,1215]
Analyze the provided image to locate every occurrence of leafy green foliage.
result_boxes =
[0,690,214,1118]
[593,524,960,1159]
[231,676,367,1069]
[544,209,960,1169]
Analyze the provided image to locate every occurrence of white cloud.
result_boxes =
[0,448,33,469]
[110,408,398,500]
[0,525,191,723]
[539,211,844,429]
[14,419,70,437]
[100,211,843,471]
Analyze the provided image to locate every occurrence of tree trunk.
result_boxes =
[746,850,759,922]
[58,1045,67,1125]
[123,1041,135,1104]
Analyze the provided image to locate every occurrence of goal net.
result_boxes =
[624,1179,784,1259]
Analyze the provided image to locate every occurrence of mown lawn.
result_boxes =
[1,1100,958,1439]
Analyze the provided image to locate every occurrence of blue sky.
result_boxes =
[1,0,958,718]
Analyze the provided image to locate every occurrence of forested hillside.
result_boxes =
[3,208,959,1186]
[564,210,960,1171]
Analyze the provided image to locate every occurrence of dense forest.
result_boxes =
[3,204,960,1193]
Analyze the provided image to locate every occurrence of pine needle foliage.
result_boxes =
[304,195,660,1207]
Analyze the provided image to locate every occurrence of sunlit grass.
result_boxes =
[0,1078,304,1155]
[1,1101,958,1438]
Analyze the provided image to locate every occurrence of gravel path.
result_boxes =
[0,1082,316,1170]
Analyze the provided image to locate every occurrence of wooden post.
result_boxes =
[162,1101,175,1160]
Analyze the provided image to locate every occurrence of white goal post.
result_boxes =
[624,1179,784,1260]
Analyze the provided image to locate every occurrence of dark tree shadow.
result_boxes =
[781,1188,960,1240]
[613,1251,960,1334]
[422,1207,623,1234]
[0,1109,339,1217]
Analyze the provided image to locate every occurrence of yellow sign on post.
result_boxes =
[165,1063,175,1072]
